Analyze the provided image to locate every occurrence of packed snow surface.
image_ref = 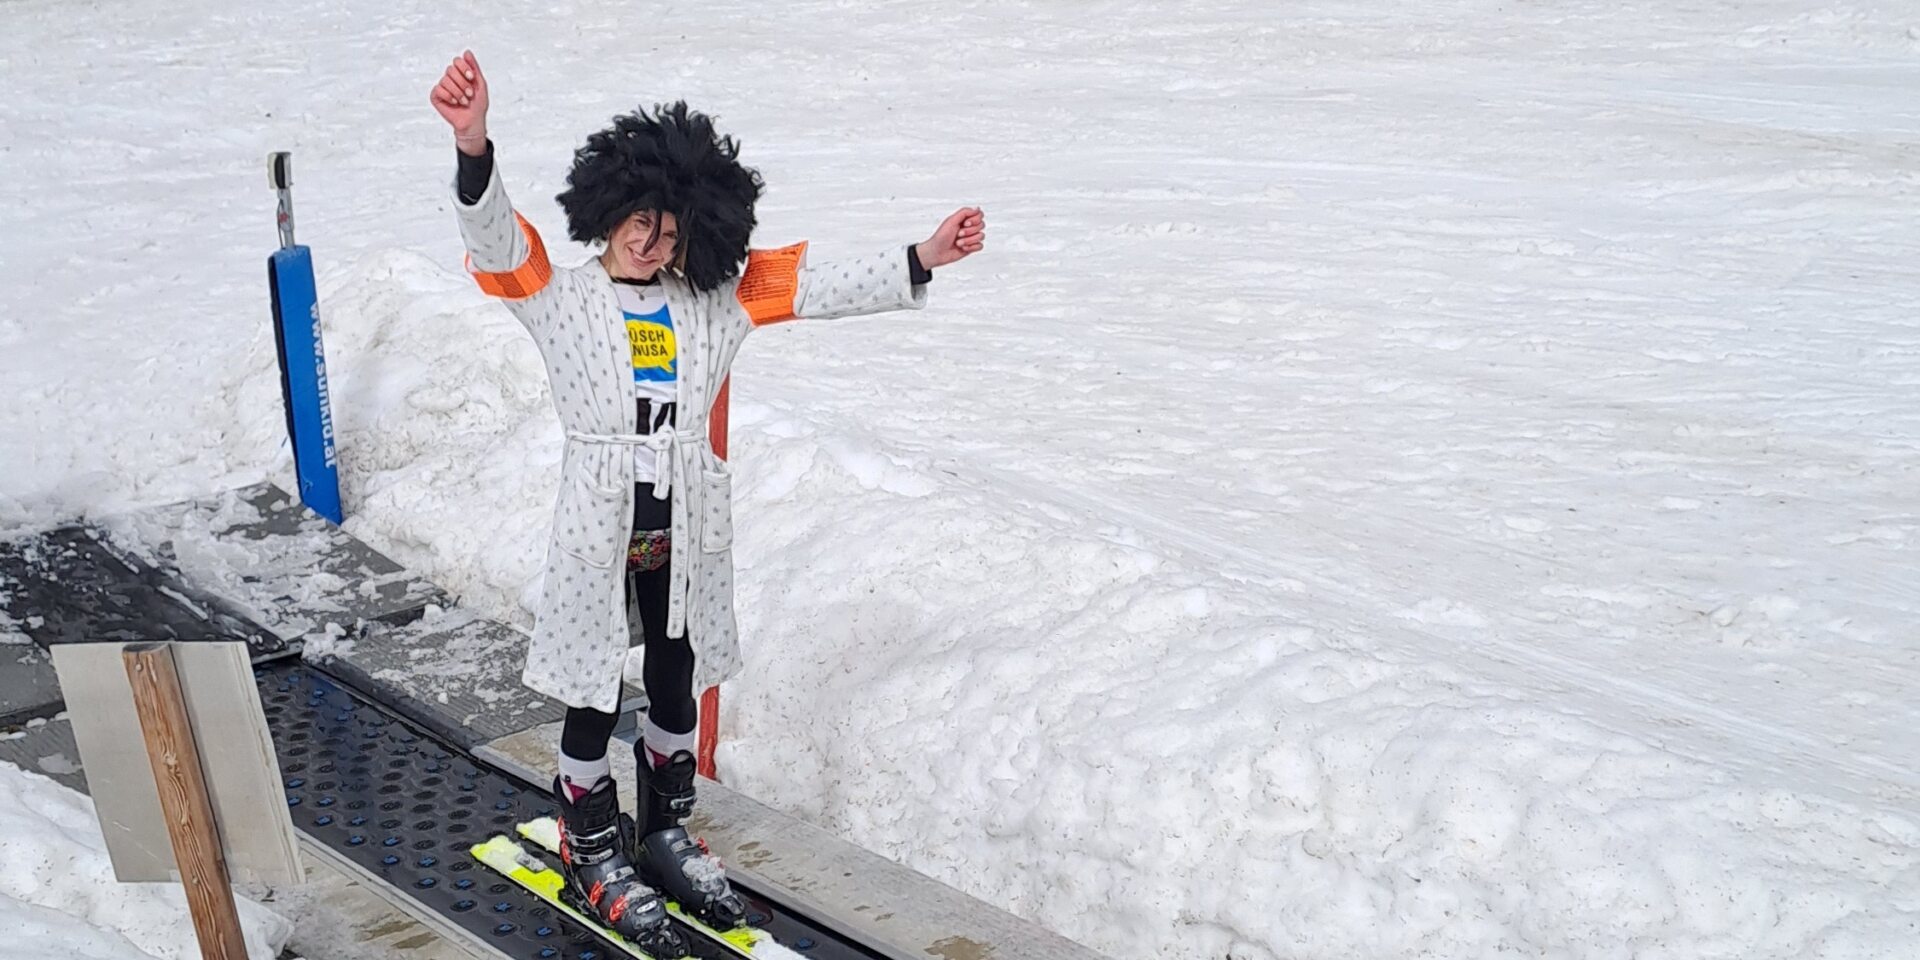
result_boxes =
[2,1,1916,957]
[0,763,291,960]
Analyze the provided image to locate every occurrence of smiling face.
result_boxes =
[600,210,680,281]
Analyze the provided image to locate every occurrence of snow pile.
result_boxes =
[709,404,1920,958]
[211,250,563,619]
[0,899,159,960]
[0,762,292,960]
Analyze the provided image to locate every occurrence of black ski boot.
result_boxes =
[552,776,687,957]
[635,745,748,930]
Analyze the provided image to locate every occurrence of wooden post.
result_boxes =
[124,642,250,960]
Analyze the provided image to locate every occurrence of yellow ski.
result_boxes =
[469,835,664,959]
[517,817,772,957]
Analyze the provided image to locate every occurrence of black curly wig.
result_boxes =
[556,102,764,292]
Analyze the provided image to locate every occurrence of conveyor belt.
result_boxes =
[259,661,882,960]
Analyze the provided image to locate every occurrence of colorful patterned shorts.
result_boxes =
[627,528,670,573]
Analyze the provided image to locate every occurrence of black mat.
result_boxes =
[0,525,284,653]
[266,661,876,960]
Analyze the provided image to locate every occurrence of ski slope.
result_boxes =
[2,1,1916,957]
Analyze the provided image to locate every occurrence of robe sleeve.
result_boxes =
[451,143,563,335]
[734,242,928,327]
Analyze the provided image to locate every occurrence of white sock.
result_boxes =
[558,750,611,800]
[641,715,699,770]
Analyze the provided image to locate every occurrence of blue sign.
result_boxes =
[268,245,343,524]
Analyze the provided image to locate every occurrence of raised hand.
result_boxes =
[914,207,986,270]
[430,50,491,154]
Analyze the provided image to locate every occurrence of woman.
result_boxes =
[430,50,984,953]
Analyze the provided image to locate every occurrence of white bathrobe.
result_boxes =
[454,160,927,712]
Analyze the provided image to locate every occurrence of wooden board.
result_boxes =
[52,641,301,886]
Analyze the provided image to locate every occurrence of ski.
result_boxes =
[516,816,775,958]
[469,835,668,959]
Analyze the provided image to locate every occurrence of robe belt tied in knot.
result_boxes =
[566,430,676,499]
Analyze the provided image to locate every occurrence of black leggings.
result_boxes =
[559,482,697,762]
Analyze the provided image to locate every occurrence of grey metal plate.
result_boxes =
[0,642,62,725]
[296,834,514,960]
[98,482,448,645]
[0,716,89,792]
[309,611,566,751]
[310,609,646,751]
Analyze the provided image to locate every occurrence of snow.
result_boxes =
[0,762,292,960]
[3,1,1918,958]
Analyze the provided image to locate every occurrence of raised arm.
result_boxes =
[432,51,555,316]
[738,208,986,326]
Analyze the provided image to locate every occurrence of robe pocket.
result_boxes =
[699,465,735,553]
[555,465,624,568]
